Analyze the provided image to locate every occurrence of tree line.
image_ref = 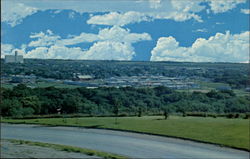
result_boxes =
[1,84,249,118]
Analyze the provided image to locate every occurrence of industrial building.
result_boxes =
[4,51,24,63]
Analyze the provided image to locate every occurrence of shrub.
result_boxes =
[243,113,250,119]
[118,113,128,117]
[235,113,240,118]
[226,113,235,118]
[182,112,186,117]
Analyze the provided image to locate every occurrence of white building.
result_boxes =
[5,51,24,63]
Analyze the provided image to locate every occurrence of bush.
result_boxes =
[186,112,207,117]
[211,114,217,118]
[235,113,240,118]
[243,113,250,119]
[182,112,186,117]
[226,113,235,118]
[118,113,128,117]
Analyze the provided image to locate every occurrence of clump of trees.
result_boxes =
[1,84,249,118]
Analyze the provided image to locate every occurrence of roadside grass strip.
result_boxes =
[4,139,127,159]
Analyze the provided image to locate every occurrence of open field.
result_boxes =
[2,116,249,151]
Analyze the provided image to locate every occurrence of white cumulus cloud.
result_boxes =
[87,11,151,26]
[207,0,246,13]
[1,43,26,58]
[57,33,99,46]
[1,44,14,58]
[97,26,151,42]
[24,26,151,60]
[25,47,49,59]
[87,0,247,26]
[2,0,247,27]
[87,0,206,26]
[241,9,250,14]
[150,31,249,63]
[80,41,135,60]
[28,30,61,47]
[1,1,38,27]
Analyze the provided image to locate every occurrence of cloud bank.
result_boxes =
[150,31,249,63]
[87,0,247,26]
[2,1,38,27]
[5,26,151,60]
[2,0,247,27]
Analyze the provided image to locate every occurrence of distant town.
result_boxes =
[2,57,249,92]
[2,74,201,89]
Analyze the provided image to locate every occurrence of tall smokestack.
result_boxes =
[15,50,18,62]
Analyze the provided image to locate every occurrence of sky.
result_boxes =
[1,0,249,62]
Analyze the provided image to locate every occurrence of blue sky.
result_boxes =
[1,0,249,62]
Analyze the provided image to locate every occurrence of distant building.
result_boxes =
[10,75,36,84]
[245,87,250,92]
[5,51,24,63]
[77,75,93,81]
[216,86,231,91]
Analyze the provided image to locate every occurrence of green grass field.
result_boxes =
[2,116,249,150]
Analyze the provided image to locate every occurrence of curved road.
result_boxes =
[1,123,249,159]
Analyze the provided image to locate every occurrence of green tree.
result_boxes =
[2,98,23,118]
[62,96,82,114]
[113,99,121,124]
[138,107,142,117]
[21,96,41,114]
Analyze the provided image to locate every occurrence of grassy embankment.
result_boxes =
[2,116,249,151]
[1,81,80,89]
[197,81,248,96]
[4,139,126,159]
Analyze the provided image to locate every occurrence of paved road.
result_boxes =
[1,123,249,158]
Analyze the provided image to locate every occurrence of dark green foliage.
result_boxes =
[235,113,240,118]
[138,107,142,117]
[243,113,250,119]
[182,111,187,117]
[113,100,120,116]
[227,113,235,118]
[163,109,169,120]
[1,84,249,118]
[21,96,41,114]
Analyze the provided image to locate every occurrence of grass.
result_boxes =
[4,139,126,159]
[198,81,230,89]
[2,116,249,151]
[1,83,17,89]
[232,89,249,96]
[189,81,249,96]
